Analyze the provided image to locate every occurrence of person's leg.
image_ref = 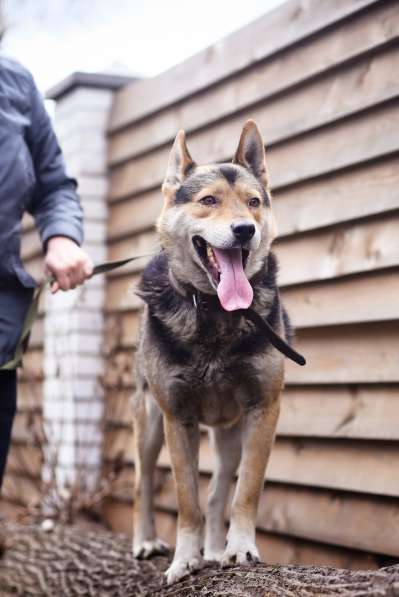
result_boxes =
[0,370,17,489]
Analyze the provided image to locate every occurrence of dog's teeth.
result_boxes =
[207,247,218,267]
[205,244,221,276]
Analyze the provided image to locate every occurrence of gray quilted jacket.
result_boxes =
[0,56,83,367]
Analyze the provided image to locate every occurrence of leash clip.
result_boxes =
[192,293,198,309]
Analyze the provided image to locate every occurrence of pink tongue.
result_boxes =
[213,248,253,311]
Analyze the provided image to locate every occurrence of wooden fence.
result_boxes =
[102,0,399,569]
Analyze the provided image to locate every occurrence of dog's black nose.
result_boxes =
[231,222,255,243]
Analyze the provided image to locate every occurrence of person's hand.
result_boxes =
[45,236,94,294]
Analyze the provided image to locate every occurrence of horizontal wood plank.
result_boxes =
[104,312,141,349]
[274,154,399,238]
[16,380,43,411]
[101,349,136,389]
[276,212,399,287]
[109,97,399,201]
[106,275,142,311]
[282,270,399,328]
[107,230,158,276]
[19,349,44,381]
[108,190,162,239]
[279,385,399,440]
[11,412,43,444]
[250,437,399,497]
[6,445,42,478]
[257,484,399,557]
[1,473,41,506]
[286,321,399,384]
[110,37,399,167]
[104,427,134,462]
[108,0,378,131]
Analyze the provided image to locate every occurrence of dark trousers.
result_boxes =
[0,370,17,489]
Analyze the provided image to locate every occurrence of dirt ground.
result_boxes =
[1,523,399,596]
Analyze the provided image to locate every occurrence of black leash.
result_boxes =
[240,308,306,366]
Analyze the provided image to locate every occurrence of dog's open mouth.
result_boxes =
[192,236,253,311]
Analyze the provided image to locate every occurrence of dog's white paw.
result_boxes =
[165,555,203,584]
[221,538,260,567]
[133,538,170,559]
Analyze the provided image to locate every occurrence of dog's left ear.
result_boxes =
[233,120,269,189]
[162,130,196,199]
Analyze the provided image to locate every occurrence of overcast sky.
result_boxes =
[2,0,285,93]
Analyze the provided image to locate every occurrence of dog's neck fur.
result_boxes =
[138,250,286,352]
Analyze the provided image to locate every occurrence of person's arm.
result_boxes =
[26,73,93,292]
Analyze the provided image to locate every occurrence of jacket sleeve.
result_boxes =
[26,73,84,248]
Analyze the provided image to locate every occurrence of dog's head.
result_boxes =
[157,120,277,312]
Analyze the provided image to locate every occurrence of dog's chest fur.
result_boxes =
[136,252,288,425]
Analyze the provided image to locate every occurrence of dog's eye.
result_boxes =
[199,195,217,206]
[248,197,261,208]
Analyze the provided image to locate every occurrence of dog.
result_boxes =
[131,120,292,584]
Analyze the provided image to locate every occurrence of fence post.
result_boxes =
[43,72,135,492]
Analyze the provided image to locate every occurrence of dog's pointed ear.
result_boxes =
[233,120,269,188]
[162,130,196,198]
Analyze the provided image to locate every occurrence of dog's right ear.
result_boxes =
[162,130,196,200]
[233,120,269,189]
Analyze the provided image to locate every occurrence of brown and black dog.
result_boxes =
[132,120,292,584]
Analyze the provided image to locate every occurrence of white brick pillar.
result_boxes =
[43,73,134,489]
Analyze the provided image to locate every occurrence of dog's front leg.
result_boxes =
[132,392,168,559]
[164,414,203,584]
[222,393,281,566]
